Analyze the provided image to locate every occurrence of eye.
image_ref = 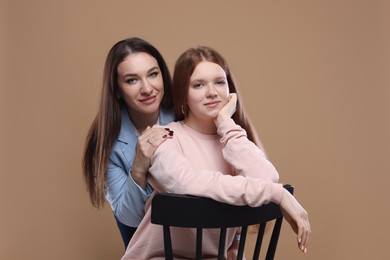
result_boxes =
[216,80,226,86]
[149,71,159,78]
[125,78,137,84]
[193,82,204,88]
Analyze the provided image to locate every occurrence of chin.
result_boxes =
[138,103,158,114]
[204,113,219,120]
[145,107,160,115]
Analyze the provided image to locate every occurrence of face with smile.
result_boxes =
[185,61,230,131]
[117,52,164,120]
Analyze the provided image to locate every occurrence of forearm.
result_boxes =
[106,165,151,227]
[150,151,284,206]
[218,118,279,182]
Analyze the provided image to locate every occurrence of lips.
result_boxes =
[204,101,221,107]
[139,95,157,105]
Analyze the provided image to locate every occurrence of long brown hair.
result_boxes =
[173,46,266,233]
[172,46,263,149]
[82,37,173,208]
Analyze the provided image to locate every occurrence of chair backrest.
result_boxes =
[151,184,294,260]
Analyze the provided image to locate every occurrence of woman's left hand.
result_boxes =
[279,188,311,253]
[214,93,237,128]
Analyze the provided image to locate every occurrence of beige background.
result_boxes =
[1,0,389,259]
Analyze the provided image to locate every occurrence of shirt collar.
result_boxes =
[118,105,174,143]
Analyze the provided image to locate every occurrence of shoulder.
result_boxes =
[109,107,137,168]
[165,121,183,131]
[154,122,185,153]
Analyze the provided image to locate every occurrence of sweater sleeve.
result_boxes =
[149,139,283,207]
[105,159,150,227]
[218,118,279,182]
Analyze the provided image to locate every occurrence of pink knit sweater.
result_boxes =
[121,119,283,260]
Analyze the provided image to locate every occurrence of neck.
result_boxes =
[184,115,217,135]
[128,108,159,133]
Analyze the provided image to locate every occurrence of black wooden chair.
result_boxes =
[151,184,294,260]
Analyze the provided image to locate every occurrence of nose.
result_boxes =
[140,79,153,95]
[206,84,217,98]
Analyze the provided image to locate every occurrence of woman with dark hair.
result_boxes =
[122,46,310,259]
[82,37,174,248]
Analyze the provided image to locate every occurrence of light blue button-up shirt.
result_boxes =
[105,105,174,227]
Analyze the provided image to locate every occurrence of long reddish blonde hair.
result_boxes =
[172,46,264,150]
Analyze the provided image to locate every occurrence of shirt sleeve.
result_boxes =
[218,118,279,182]
[105,160,151,227]
[149,140,283,207]
[130,175,153,196]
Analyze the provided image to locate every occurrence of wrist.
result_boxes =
[130,169,147,189]
[214,115,225,128]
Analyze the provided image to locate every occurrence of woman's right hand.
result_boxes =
[279,188,311,253]
[131,126,173,188]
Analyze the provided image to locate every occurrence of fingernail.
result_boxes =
[298,238,301,243]
[168,131,174,136]
[165,128,170,130]
[162,135,167,138]
[304,248,307,253]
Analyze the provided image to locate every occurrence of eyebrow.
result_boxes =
[190,75,226,83]
[123,66,160,78]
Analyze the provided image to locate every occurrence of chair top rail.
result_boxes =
[151,185,293,228]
